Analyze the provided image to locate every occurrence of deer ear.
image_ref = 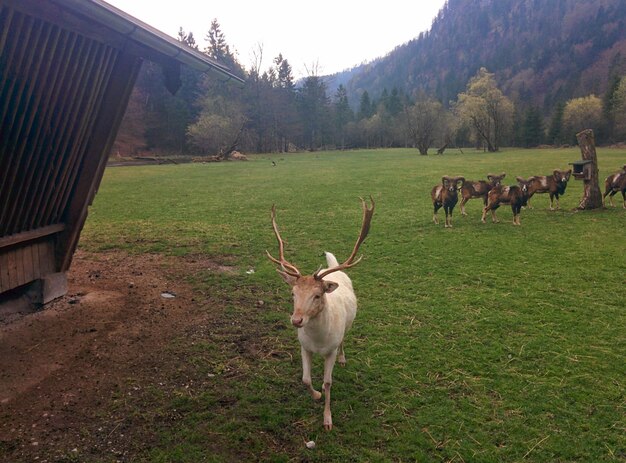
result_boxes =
[323,281,339,293]
[277,269,298,286]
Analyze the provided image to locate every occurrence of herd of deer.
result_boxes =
[265,164,625,432]
[432,164,626,227]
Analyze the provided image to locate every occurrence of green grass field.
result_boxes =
[81,147,625,462]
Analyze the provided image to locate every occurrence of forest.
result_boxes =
[114,0,626,157]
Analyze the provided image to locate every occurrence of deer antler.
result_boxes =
[266,205,302,278]
[314,196,375,280]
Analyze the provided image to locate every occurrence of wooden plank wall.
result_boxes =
[0,3,119,237]
[0,1,134,297]
[0,240,55,294]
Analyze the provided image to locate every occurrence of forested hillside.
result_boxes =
[114,0,626,156]
[341,0,626,112]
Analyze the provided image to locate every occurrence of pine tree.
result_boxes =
[334,85,353,149]
[358,91,373,120]
[204,19,237,70]
[603,74,621,142]
[275,54,294,90]
[547,102,565,145]
[522,106,545,147]
[297,76,331,150]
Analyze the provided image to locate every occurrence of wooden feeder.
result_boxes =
[571,129,603,210]
[569,159,593,180]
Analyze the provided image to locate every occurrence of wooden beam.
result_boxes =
[57,52,142,271]
[0,223,65,249]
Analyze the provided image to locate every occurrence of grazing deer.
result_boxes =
[459,172,506,216]
[431,176,465,227]
[527,169,572,210]
[267,197,375,431]
[603,165,626,208]
[482,177,532,225]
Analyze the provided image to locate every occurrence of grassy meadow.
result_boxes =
[81,147,626,462]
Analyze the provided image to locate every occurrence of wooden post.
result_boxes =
[575,129,603,210]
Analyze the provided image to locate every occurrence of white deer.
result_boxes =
[267,197,375,431]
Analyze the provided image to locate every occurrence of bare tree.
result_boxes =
[404,97,446,155]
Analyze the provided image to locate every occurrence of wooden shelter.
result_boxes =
[0,0,243,308]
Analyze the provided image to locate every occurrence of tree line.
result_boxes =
[117,20,626,157]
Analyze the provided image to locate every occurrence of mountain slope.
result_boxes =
[337,0,626,111]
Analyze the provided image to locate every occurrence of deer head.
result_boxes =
[487,172,506,187]
[442,176,465,193]
[267,197,375,328]
[553,169,572,184]
[515,176,532,194]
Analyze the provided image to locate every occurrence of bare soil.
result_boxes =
[0,249,241,462]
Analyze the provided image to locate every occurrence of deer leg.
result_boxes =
[301,347,321,400]
[491,209,499,223]
[337,343,346,366]
[322,351,337,431]
[622,191,625,209]
[460,198,468,216]
[433,204,440,224]
[481,206,488,223]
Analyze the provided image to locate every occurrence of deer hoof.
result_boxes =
[312,390,322,400]
[324,415,333,431]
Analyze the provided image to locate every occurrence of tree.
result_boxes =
[611,76,626,140]
[602,74,621,141]
[204,19,238,70]
[454,68,514,152]
[187,95,247,155]
[297,75,331,150]
[357,91,373,120]
[177,27,198,50]
[547,102,565,145]
[275,54,295,91]
[385,87,403,116]
[562,95,603,142]
[521,106,545,147]
[333,85,353,149]
[404,96,446,155]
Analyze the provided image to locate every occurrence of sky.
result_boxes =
[105,0,447,79]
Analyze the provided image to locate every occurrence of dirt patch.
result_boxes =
[0,249,244,462]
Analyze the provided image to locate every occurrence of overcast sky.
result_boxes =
[105,0,447,79]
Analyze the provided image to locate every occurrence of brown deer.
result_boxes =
[459,172,507,216]
[603,165,626,208]
[431,176,465,227]
[526,169,572,210]
[482,177,532,226]
[267,197,375,431]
